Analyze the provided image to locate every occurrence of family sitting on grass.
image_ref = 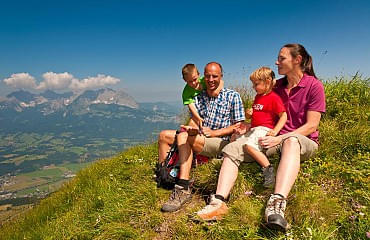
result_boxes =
[157,43,326,232]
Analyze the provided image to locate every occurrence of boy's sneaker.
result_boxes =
[161,184,192,212]
[262,165,275,188]
[196,194,229,221]
[265,194,288,232]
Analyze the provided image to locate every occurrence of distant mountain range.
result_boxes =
[0,89,183,175]
[2,89,139,113]
[0,88,182,117]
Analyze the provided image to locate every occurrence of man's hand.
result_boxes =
[201,127,213,138]
[230,133,238,142]
[180,125,200,136]
[195,117,204,129]
[230,133,244,142]
[234,122,250,135]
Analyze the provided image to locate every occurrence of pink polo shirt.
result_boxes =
[273,74,326,143]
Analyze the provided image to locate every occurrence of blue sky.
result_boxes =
[1,0,369,102]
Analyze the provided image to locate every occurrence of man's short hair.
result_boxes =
[205,62,223,75]
[182,63,199,79]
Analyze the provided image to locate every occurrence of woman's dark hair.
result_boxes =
[283,43,317,78]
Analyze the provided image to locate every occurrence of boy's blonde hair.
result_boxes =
[250,67,275,84]
[182,63,199,79]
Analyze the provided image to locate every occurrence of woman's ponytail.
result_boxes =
[283,43,317,78]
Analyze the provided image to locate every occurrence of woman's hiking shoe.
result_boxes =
[262,165,275,188]
[265,194,288,232]
[161,184,192,212]
[196,194,229,221]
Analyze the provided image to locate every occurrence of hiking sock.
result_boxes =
[274,193,285,199]
[262,164,271,169]
[177,179,190,190]
[214,194,226,202]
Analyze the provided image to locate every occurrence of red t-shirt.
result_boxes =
[251,91,286,129]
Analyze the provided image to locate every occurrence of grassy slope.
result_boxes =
[0,76,369,239]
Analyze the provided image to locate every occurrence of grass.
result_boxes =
[0,75,368,239]
[61,162,92,172]
[21,168,63,178]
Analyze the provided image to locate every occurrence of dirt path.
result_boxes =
[153,193,206,240]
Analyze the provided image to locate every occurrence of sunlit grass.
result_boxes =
[0,76,368,239]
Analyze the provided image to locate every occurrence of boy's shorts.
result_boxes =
[222,132,318,166]
[199,137,229,158]
[241,126,271,151]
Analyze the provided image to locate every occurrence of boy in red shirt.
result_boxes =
[232,67,287,187]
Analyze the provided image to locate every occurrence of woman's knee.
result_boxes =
[222,153,240,168]
[282,136,300,149]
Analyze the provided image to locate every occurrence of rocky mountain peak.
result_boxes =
[1,88,139,113]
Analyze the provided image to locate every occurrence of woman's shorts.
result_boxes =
[222,132,318,166]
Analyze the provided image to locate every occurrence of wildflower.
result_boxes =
[244,190,253,196]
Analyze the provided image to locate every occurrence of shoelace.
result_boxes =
[169,188,181,201]
[198,201,219,214]
[198,196,221,214]
[266,195,288,215]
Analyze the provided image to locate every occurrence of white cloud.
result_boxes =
[69,74,120,91]
[37,72,74,91]
[3,73,37,89]
[3,72,121,92]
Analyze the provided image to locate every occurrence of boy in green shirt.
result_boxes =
[181,63,206,126]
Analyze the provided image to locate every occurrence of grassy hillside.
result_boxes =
[0,75,369,239]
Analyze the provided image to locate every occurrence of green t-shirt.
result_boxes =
[182,76,206,105]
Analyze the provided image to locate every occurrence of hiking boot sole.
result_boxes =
[161,197,192,212]
[266,215,288,232]
[196,204,228,221]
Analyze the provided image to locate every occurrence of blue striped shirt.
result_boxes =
[195,88,245,140]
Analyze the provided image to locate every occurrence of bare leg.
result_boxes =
[177,132,192,180]
[274,137,301,197]
[244,145,270,168]
[177,131,188,146]
[215,155,239,199]
[158,130,176,163]
[178,134,206,180]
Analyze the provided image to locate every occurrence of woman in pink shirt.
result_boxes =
[260,44,326,231]
[195,44,326,232]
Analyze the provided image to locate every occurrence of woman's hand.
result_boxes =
[266,129,277,136]
[259,135,283,148]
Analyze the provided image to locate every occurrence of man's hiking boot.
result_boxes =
[196,194,229,221]
[265,194,288,232]
[161,184,192,212]
[262,165,275,188]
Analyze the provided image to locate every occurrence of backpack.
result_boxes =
[155,131,209,189]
